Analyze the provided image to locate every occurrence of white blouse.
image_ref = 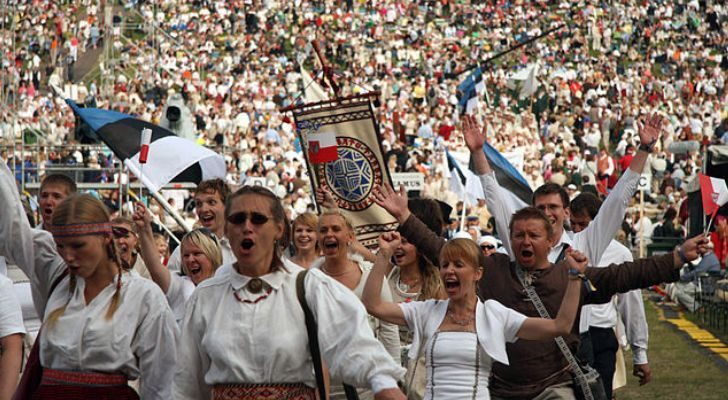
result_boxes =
[400,299,527,368]
[165,273,196,325]
[174,263,405,400]
[0,160,179,400]
[0,274,25,338]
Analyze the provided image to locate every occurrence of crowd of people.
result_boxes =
[0,0,727,399]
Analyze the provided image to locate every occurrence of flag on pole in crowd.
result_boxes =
[307,131,338,164]
[446,150,485,205]
[699,173,728,218]
[66,100,226,192]
[507,64,539,99]
[300,66,329,102]
[287,94,397,247]
[457,66,485,115]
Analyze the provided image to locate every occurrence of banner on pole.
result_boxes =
[289,95,397,247]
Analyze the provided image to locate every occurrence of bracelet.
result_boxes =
[675,245,688,265]
[568,268,596,292]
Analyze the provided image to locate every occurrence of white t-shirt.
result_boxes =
[0,274,26,338]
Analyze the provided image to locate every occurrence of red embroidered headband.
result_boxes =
[48,222,113,238]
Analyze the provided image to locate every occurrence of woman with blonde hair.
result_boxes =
[289,212,320,269]
[174,185,405,400]
[133,202,223,325]
[313,210,401,400]
[0,160,177,399]
[363,235,587,400]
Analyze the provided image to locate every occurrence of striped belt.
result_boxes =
[212,382,316,400]
[41,368,128,387]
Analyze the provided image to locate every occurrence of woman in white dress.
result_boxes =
[174,185,406,400]
[363,235,587,400]
[313,211,402,400]
[133,202,222,325]
[0,160,177,400]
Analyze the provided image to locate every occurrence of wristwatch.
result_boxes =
[638,139,657,153]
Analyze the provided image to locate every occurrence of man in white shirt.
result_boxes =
[167,179,235,272]
[570,193,650,398]
[462,112,662,270]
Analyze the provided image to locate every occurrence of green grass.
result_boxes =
[617,300,728,400]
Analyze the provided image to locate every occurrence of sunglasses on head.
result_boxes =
[480,245,495,250]
[112,226,134,238]
[226,211,271,226]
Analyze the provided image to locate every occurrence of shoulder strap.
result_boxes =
[49,270,69,297]
[296,270,327,400]
[513,263,595,400]
[296,270,360,400]
[554,243,570,264]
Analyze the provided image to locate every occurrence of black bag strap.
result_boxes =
[296,270,359,400]
[555,243,571,263]
[296,270,327,400]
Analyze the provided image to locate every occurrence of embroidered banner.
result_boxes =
[290,94,397,247]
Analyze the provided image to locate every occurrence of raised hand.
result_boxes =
[372,183,410,223]
[565,248,589,274]
[461,114,488,152]
[377,231,402,258]
[132,202,153,233]
[637,112,664,151]
[677,235,711,264]
[315,186,339,212]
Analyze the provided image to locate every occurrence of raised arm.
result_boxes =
[576,112,664,264]
[372,183,444,266]
[362,232,407,327]
[585,235,711,304]
[0,159,65,313]
[133,202,173,293]
[463,115,520,259]
[516,249,587,340]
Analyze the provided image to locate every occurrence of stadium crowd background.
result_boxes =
[1,0,727,265]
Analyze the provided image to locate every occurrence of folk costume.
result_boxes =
[0,160,178,400]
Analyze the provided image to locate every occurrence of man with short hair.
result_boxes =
[460,113,663,398]
[37,174,78,228]
[166,179,235,273]
[570,193,651,398]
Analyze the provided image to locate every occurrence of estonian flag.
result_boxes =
[457,67,485,115]
[66,100,226,191]
[482,142,533,206]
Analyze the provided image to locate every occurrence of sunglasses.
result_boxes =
[112,226,134,238]
[226,211,271,226]
[480,245,495,250]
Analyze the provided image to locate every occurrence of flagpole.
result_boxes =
[458,24,566,76]
[639,189,645,258]
[460,197,468,233]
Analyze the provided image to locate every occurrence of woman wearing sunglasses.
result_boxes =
[133,202,222,325]
[174,185,406,400]
[312,210,402,400]
[0,161,177,399]
[363,234,588,400]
